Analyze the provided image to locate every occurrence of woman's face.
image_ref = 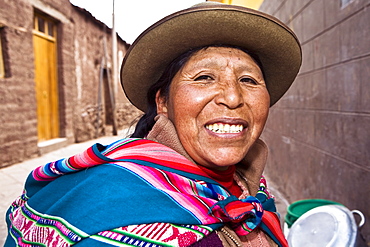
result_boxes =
[156,47,270,170]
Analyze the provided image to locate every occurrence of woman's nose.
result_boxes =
[215,80,244,109]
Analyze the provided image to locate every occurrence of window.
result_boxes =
[47,22,54,37]
[33,14,56,39]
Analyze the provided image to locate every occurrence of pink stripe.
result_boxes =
[72,151,100,168]
[105,141,205,176]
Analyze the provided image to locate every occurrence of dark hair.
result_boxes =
[130,45,263,138]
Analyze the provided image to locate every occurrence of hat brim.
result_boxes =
[121,4,302,112]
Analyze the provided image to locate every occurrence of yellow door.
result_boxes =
[33,14,59,141]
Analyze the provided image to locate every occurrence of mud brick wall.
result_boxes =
[0,1,39,166]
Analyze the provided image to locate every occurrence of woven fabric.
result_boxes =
[5,138,287,246]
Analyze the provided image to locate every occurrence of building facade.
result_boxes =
[0,0,141,168]
[259,0,369,242]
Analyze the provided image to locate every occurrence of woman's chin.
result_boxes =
[198,153,246,170]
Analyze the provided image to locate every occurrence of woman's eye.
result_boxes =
[240,77,258,85]
[194,75,213,81]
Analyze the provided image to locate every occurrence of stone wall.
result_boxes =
[0,0,140,168]
[259,0,369,242]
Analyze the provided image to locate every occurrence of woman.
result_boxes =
[5,2,301,247]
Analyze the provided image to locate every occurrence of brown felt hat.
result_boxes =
[120,2,302,112]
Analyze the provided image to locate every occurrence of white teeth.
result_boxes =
[206,123,243,133]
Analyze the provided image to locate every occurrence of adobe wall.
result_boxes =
[0,0,141,167]
[259,0,369,242]
[0,0,39,166]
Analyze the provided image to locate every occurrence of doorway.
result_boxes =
[33,13,59,141]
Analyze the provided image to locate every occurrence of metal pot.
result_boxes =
[287,205,366,247]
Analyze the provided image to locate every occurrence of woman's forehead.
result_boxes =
[184,47,262,71]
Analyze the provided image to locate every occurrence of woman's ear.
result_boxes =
[155,90,168,117]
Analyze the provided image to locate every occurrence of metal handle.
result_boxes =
[351,210,365,228]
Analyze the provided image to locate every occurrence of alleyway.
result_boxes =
[0,131,288,245]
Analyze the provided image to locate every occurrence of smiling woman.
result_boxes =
[5,2,301,247]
